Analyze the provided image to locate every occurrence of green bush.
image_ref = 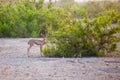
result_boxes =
[44,10,120,57]
[42,44,59,57]
[0,0,44,38]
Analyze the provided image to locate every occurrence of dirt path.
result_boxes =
[0,38,120,80]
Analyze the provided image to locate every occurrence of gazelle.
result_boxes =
[27,34,45,57]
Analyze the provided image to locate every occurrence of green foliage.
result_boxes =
[45,10,120,57]
[0,0,44,37]
[42,44,58,57]
[85,1,120,18]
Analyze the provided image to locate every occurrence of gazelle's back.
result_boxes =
[28,39,45,45]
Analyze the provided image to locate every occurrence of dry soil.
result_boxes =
[0,38,120,80]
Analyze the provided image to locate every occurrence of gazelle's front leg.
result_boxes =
[40,45,44,57]
[27,47,30,57]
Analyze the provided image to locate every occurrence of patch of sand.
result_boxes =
[0,38,120,80]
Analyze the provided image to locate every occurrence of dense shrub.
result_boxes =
[43,10,120,57]
[0,0,45,37]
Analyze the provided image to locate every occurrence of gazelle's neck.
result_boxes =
[41,34,45,42]
[43,37,45,41]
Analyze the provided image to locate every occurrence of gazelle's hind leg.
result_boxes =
[27,43,33,57]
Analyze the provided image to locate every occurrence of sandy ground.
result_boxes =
[0,38,120,80]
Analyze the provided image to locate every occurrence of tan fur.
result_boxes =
[27,37,45,57]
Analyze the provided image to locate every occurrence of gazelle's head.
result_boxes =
[41,33,46,38]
